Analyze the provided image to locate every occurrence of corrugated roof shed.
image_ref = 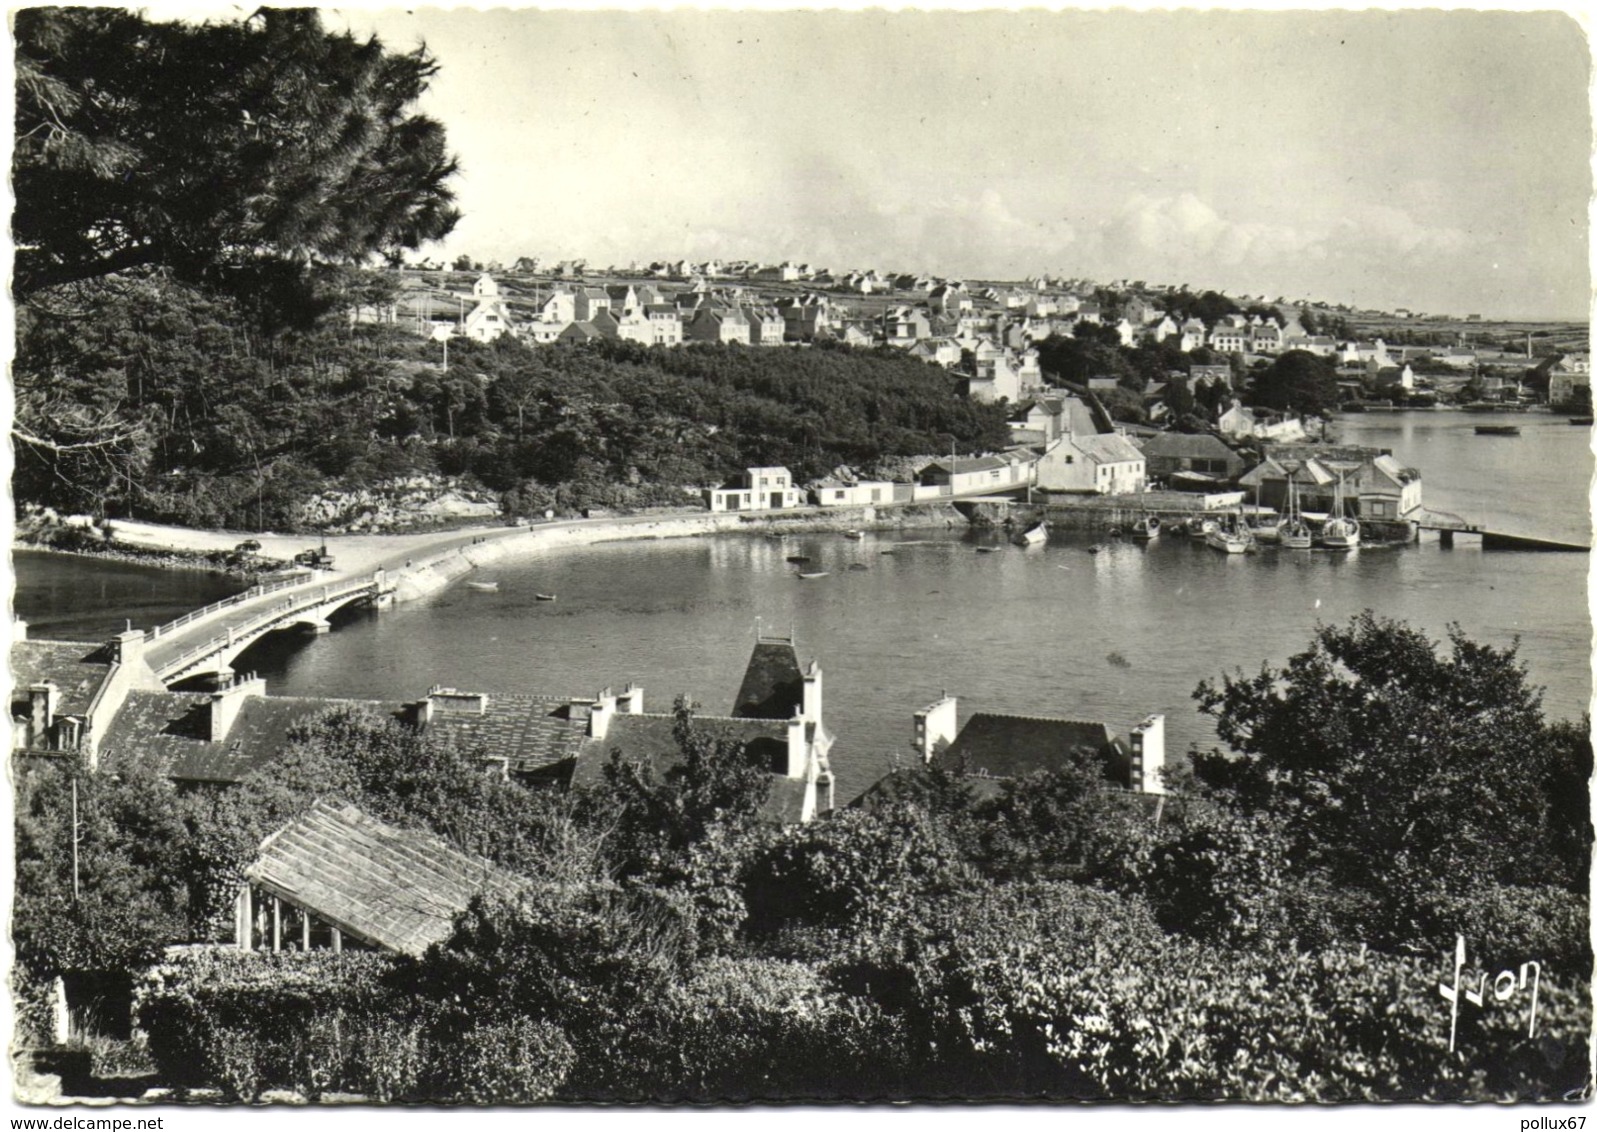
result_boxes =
[10,640,117,717]
[248,800,522,956]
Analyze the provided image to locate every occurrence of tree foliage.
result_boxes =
[14,8,459,304]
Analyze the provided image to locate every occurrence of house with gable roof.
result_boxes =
[567,636,836,823]
[905,695,1166,797]
[462,274,516,342]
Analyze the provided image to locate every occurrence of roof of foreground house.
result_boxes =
[733,638,806,720]
[10,640,117,718]
[931,712,1127,789]
[247,800,523,956]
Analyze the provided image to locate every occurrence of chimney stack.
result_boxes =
[210,674,267,742]
[588,688,617,742]
[801,661,823,723]
[618,684,644,714]
[913,696,958,763]
[784,708,808,779]
[1130,714,1166,795]
[112,628,146,670]
[28,682,58,746]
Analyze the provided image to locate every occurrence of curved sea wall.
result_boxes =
[387,503,965,604]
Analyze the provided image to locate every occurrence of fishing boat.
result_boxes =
[1204,520,1252,554]
[1130,486,1160,541]
[1279,469,1313,550]
[796,570,830,580]
[534,593,557,602]
[1474,424,1521,436]
[1318,473,1361,551]
[1014,520,1048,547]
[465,580,499,592]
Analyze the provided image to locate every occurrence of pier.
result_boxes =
[1416,509,1589,552]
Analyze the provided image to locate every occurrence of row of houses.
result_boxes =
[14,621,1166,967]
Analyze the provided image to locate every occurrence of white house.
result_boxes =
[811,478,894,507]
[1033,432,1146,494]
[705,466,806,512]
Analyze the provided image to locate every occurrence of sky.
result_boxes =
[309,7,1597,320]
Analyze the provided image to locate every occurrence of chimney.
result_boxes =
[588,688,617,742]
[618,684,644,714]
[112,628,146,670]
[913,696,958,763]
[1129,714,1166,795]
[13,619,28,643]
[801,661,823,723]
[785,708,808,779]
[29,682,58,745]
[210,673,266,742]
[408,698,435,729]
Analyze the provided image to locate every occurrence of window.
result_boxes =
[1064,455,1074,465]
[990,470,1002,480]
[834,490,846,501]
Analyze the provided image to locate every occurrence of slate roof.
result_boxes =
[567,712,801,823]
[1135,432,1241,460]
[102,691,410,784]
[1071,433,1146,465]
[422,693,591,775]
[922,456,1011,476]
[248,800,523,956]
[932,712,1131,790]
[733,639,804,720]
[10,640,116,718]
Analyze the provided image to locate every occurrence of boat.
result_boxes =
[1205,522,1253,554]
[785,555,811,564]
[843,530,864,540]
[534,593,557,602]
[1279,469,1313,550]
[1130,487,1160,541]
[1569,416,1594,426]
[847,563,870,571]
[1318,472,1361,551]
[465,581,499,592]
[1184,515,1217,539]
[1474,424,1521,436]
[1087,544,1103,555]
[796,570,830,580]
[1014,520,1048,547]
[975,546,1000,554]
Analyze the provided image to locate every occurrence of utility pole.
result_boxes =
[71,777,81,905]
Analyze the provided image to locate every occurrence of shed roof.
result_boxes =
[248,800,522,956]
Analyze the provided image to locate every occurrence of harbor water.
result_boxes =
[13,411,1592,805]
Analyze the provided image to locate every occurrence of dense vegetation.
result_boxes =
[14,271,1009,530]
[16,617,1590,1101]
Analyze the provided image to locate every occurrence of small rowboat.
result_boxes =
[796,571,830,580]
[1474,425,1520,436]
[975,546,1000,554]
[785,555,811,564]
[466,581,499,592]
[843,530,864,540]
[535,593,557,602]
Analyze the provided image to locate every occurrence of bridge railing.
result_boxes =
[148,572,318,640]
[156,576,381,678]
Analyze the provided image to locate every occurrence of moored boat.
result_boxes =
[466,580,499,592]
[796,570,829,580]
[1205,524,1252,554]
[1317,472,1361,550]
[785,555,811,564]
[1279,470,1313,550]
[534,593,557,601]
[1569,416,1594,426]
[1474,425,1521,436]
[843,530,864,540]
[1014,520,1048,547]
[1130,516,1160,541]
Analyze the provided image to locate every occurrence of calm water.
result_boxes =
[11,551,244,641]
[13,410,1593,805]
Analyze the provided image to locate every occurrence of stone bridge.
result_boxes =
[146,569,396,684]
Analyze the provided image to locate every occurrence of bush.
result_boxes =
[424,1017,574,1104]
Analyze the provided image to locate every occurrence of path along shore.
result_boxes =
[25,503,964,612]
